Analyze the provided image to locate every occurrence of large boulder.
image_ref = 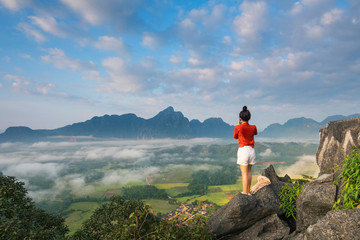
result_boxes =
[207,190,276,238]
[304,208,360,240]
[316,118,360,175]
[208,165,286,238]
[228,214,290,240]
[296,173,337,231]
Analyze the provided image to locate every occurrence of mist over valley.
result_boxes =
[0,138,318,199]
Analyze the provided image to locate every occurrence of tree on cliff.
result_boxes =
[0,176,69,240]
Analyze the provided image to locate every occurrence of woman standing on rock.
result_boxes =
[233,106,257,195]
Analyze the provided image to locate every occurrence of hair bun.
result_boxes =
[243,106,247,111]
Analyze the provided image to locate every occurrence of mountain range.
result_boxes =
[0,107,233,142]
[0,106,359,142]
[259,114,360,139]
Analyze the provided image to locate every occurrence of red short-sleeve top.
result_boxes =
[233,122,257,148]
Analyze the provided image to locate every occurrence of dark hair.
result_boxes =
[239,106,251,122]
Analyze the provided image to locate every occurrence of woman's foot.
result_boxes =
[241,192,252,196]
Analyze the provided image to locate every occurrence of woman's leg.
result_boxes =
[247,164,253,193]
[240,164,253,194]
[240,165,250,194]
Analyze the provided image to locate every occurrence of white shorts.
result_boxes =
[237,146,256,166]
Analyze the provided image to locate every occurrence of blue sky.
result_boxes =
[0,0,359,132]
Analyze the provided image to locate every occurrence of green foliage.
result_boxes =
[333,146,360,210]
[290,174,315,184]
[0,176,69,240]
[279,176,312,221]
[209,166,238,186]
[122,185,169,200]
[73,196,214,239]
[188,170,210,195]
[279,183,304,220]
[187,167,238,196]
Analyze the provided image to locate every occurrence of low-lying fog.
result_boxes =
[0,138,319,201]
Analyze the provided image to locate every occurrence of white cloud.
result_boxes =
[187,4,227,30]
[60,0,144,32]
[36,82,55,95]
[166,67,222,92]
[0,0,29,11]
[290,0,330,15]
[230,59,256,71]
[259,148,279,158]
[4,74,31,93]
[41,48,97,71]
[31,142,51,148]
[223,36,231,45]
[60,0,107,25]
[29,16,67,37]
[290,1,303,15]
[17,23,47,42]
[2,74,67,97]
[100,57,142,93]
[101,167,159,186]
[321,8,343,25]
[233,1,267,40]
[93,56,160,94]
[188,57,202,66]
[94,35,128,54]
[304,23,324,40]
[114,149,145,159]
[20,53,32,59]
[169,56,183,65]
[5,162,63,178]
[141,32,160,50]
[68,177,95,196]
[179,18,196,32]
[204,4,227,29]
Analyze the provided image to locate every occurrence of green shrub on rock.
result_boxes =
[279,183,304,220]
[279,175,313,221]
[333,146,360,210]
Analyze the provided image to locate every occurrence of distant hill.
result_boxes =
[320,114,360,126]
[0,106,234,142]
[0,107,359,142]
[259,114,360,139]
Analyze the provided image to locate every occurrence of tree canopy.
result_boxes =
[0,176,69,240]
[73,196,214,240]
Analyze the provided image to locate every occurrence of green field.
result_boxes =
[144,199,179,214]
[65,202,101,235]
[174,175,259,205]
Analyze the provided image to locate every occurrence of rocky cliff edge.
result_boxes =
[208,117,360,240]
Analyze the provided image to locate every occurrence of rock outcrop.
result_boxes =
[208,118,360,239]
[316,118,360,175]
[207,165,289,238]
[229,214,290,240]
[295,173,337,231]
[303,208,360,240]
